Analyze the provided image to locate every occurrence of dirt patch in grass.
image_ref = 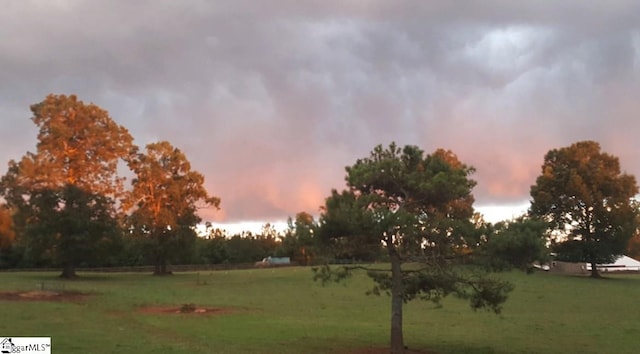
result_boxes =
[0,290,90,302]
[137,305,237,315]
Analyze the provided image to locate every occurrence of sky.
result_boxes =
[1,1,639,231]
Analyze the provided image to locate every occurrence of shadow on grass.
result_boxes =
[19,272,116,282]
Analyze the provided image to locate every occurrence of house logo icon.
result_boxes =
[0,338,14,354]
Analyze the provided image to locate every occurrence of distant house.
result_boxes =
[549,255,640,274]
[549,260,586,274]
[585,255,640,272]
[254,256,291,268]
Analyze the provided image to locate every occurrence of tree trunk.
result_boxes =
[60,264,77,279]
[389,249,404,354]
[154,257,171,275]
[589,261,601,278]
[153,233,171,275]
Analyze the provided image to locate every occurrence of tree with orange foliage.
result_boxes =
[0,94,134,277]
[530,141,639,278]
[123,141,220,275]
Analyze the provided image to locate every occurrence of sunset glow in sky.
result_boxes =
[1,1,639,231]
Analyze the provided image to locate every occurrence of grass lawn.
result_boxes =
[0,267,639,353]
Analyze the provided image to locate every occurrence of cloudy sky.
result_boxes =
[1,1,639,228]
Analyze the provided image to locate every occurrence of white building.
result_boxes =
[585,255,640,272]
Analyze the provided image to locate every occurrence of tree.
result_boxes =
[277,212,321,265]
[225,234,271,264]
[124,141,220,275]
[481,217,549,272]
[195,228,229,264]
[530,141,639,278]
[21,185,122,277]
[0,94,134,277]
[315,143,512,354]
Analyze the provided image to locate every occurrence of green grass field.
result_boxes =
[1,267,639,353]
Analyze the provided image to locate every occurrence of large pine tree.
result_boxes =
[316,143,512,354]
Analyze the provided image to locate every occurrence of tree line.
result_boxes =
[1,94,639,354]
[0,216,321,269]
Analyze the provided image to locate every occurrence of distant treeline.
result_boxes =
[0,263,276,273]
[0,224,384,270]
[0,231,276,269]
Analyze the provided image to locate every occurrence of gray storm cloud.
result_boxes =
[1,0,639,223]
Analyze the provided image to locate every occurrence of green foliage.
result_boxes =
[20,184,122,277]
[225,233,276,263]
[117,233,152,266]
[312,263,353,285]
[367,267,461,304]
[463,275,514,313]
[318,190,383,262]
[194,232,229,264]
[481,217,549,272]
[530,141,639,276]
[337,144,478,257]
[277,212,323,265]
